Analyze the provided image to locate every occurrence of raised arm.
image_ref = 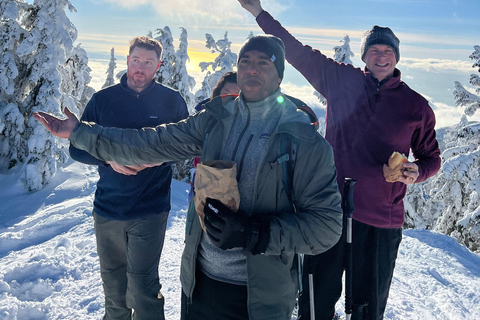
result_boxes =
[238,0,264,18]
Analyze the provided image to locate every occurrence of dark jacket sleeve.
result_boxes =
[69,95,107,167]
[411,102,441,182]
[256,11,346,97]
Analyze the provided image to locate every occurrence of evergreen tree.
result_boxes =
[333,35,354,64]
[0,0,31,171]
[58,44,95,116]
[0,0,92,191]
[195,31,237,103]
[154,27,196,111]
[453,45,480,116]
[102,47,117,89]
[314,35,354,107]
[405,45,480,253]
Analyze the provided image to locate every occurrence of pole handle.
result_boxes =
[342,178,357,217]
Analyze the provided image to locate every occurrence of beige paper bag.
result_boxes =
[194,160,240,231]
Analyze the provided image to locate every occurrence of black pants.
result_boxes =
[181,269,249,320]
[298,219,402,320]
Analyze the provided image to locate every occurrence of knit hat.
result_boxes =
[238,35,285,79]
[361,26,400,62]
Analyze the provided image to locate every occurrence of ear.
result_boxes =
[156,60,162,71]
[127,56,130,64]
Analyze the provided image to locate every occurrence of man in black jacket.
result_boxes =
[69,36,188,320]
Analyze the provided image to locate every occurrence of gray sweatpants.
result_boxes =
[94,211,169,320]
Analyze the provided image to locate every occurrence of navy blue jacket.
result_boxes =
[69,75,188,220]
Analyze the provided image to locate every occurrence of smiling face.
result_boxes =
[237,50,281,102]
[363,44,397,82]
[126,47,161,93]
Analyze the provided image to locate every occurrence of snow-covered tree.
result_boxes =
[453,45,480,116]
[102,47,117,89]
[154,26,176,85]
[405,46,480,253]
[154,27,196,111]
[0,1,31,171]
[195,32,237,104]
[333,35,354,64]
[314,35,354,107]
[58,44,95,116]
[0,0,92,191]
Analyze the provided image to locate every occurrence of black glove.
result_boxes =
[203,198,270,254]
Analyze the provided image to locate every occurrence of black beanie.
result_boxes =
[361,26,400,62]
[238,35,285,79]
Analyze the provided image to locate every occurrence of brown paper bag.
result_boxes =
[194,160,240,231]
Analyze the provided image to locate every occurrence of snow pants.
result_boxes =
[180,269,249,320]
[298,218,402,320]
[94,211,169,320]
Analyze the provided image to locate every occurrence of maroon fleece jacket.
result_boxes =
[258,11,441,228]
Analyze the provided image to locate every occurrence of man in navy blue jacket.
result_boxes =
[69,36,188,320]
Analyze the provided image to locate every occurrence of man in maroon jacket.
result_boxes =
[239,1,441,319]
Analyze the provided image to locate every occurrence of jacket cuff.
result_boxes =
[247,216,271,255]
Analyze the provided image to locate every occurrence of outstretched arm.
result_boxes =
[33,107,79,139]
[238,0,264,18]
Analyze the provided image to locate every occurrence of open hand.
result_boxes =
[33,107,79,139]
[238,0,264,18]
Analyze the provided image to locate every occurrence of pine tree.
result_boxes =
[58,44,95,116]
[171,27,196,111]
[154,27,196,111]
[0,0,92,191]
[333,35,354,64]
[453,45,480,116]
[102,47,117,89]
[195,31,237,103]
[314,35,354,107]
[405,45,480,253]
[0,0,31,171]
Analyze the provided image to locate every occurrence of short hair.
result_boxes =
[129,36,162,60]
[211,71,238,99]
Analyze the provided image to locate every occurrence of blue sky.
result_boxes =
[67,0,480,128]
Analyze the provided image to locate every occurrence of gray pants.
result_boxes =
[94,211,169,320]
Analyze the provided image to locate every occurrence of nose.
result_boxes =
[246,62,259,75]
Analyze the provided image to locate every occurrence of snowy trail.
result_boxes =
[1,161,480,319]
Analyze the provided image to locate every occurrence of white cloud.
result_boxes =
[99,0,293,24]
[398,57,473,73]
[280,82,326,115]
[425,98,480,129]
[88,59,111,92]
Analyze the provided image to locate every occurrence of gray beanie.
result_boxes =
[238,35,285,79]
[361,26,400,62]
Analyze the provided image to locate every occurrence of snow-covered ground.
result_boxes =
[0,161,479,319]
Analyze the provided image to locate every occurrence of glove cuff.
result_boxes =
[244,216,271,255]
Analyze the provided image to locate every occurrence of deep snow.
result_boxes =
[0,160,479,319]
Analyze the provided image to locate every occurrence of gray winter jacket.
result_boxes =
[69,91,343,319]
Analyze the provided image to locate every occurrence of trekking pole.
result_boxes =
[309,272,315,319]
[342,178,357,320]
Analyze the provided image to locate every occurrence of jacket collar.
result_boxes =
[205,88,317,142]
[364,67,402,90]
